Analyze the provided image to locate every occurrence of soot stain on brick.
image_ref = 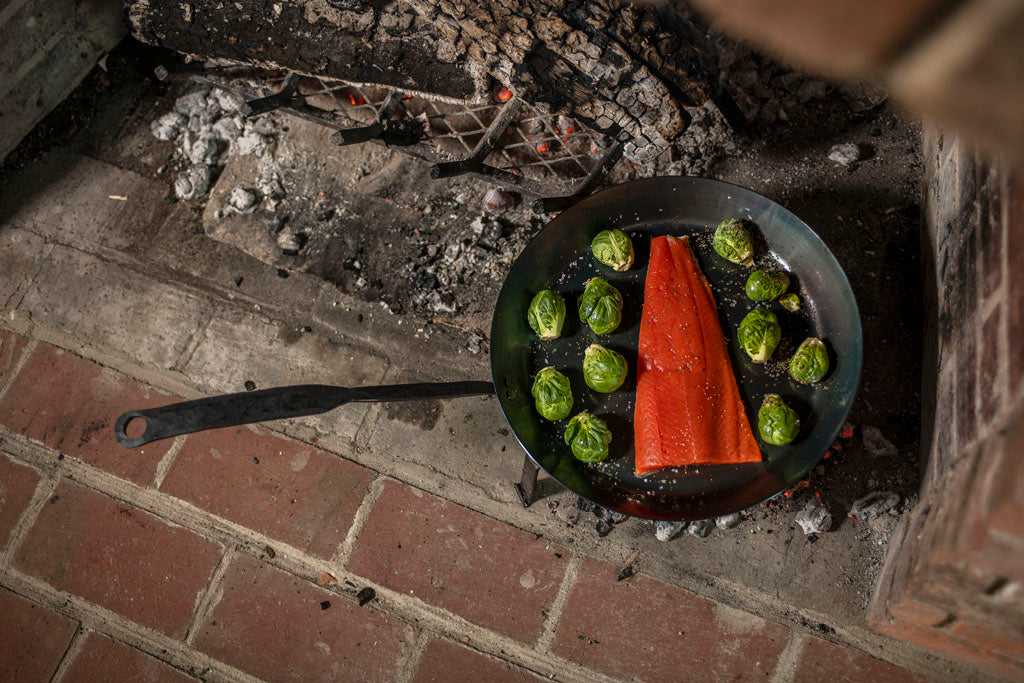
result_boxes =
[384,400,442,430]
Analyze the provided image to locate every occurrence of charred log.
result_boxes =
[126,0,484,101]
[127,0,720,160]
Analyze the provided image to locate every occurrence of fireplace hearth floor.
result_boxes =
[0,43,997,682]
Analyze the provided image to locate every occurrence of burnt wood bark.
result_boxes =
[127,0,718,160]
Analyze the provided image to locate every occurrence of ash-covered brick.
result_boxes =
[551,557,789,681]
[0,452,40,548]
[412,638,544,682]
[0,343,178,486]
[0,587,78,682]
[13,481,223,638]
[193,554,409,682]
[61,633,196,683]
[160,426,373,559]
[793,636,925,683]
[347,480,570,644]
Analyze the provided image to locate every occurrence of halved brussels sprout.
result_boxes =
[564,411,612,462]
[737,309,781,363]
[583,343,627,393]
[527,289,566,340]
[591,229,634,271]
[578,277,623,335]
[758,394,800,446]
[779,293,801,312]
[712,218,754,267]
[745,269,789,302]
[531,366,573,421]
[789,337,830,384]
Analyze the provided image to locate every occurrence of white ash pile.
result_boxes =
[150,88,282,201]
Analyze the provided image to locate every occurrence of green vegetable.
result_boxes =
[582,343,627,393]
[712,218,754,267]
[591,229,634,271]
[745,269,789,301]
[779,293,801,312]
[564,411,612,462]
[758,394,800,446]
[737,309,782,363]
[527,289,566,340]
[789,337,830,384]
[578,277,623,335]
[531,367,573,421]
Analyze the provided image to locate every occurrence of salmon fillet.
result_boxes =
[634,235,761,474]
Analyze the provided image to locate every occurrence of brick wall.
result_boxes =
[868,127,1024,680]
[0,0,124,162]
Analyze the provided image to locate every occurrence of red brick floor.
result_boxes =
[0,338,932,682]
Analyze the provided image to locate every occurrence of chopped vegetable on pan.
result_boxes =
[531,366,573,421]
[564,411,612,462]
[758,394,800,445]
[578,277,623,335]
[583,343,627,393]
[527,289,566,340]
[712,218,754,267]
[790,337,830,384]
[737,309,782,363]
[591,229,634,271]
[745,269,789,301]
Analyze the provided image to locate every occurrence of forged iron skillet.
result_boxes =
[114,177,862,521]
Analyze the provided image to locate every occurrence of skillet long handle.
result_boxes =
[114,381,494,448]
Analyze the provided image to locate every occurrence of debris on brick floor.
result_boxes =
[849,491,900,521]
[356,587,376,607]
[861,425,898,458]
[688,519,714,538]
[317,572,337,586]
[617,549,640,581]
[715,513,741,529]
[654,521,687,542]
[828,143,861,167]
[795,505,833,535]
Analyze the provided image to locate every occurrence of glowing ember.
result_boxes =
[347,94,365,106]
[495,87,513,102]
[536,143,549,153]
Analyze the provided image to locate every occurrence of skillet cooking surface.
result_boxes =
[490,177,862,521]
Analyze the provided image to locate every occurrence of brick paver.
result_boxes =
[792,636,925,683]
[13,481,223,638]
[0,452,40,548]
[412,638,544,683]
[551,557,790,682]
[62,633,197,682]
[0,587,78,683]
[193,553,410,682]
[347,480,570,644]
[0,329,28,387]
[0,343,178,485]
[160,426,374,558]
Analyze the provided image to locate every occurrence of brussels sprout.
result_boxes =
[583,343,627,393]
[712,218,754,267]
[789,337,830,384]
[591,229,634,271]
[758,394,800,445]
[578,277,623,335]
[527,289,566,340]
[531,366,573,421]
[564,411,612,462]
[779,293,801,312]
[737,309,782,363]
[745,269,789,302]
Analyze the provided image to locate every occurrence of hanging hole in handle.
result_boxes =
[123,416,148,439]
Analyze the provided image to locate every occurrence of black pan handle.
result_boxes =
[114,381,495,448]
